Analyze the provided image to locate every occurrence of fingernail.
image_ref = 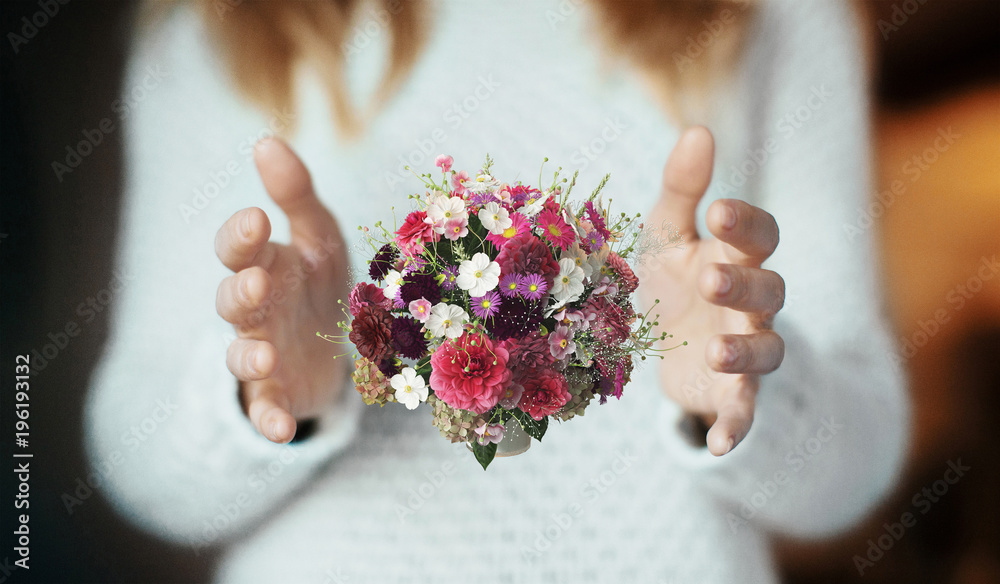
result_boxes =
[716,271,732,295]
[248,347,259,375]
[269,420,279,441]
[723,206,737,229]
[720,341,736,366]
[241,212,252,238]
[726,437,735,453]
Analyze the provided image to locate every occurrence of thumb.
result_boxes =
[254,137,340,252]
[651,126,716,242]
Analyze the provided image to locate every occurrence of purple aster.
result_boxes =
[440,265,459,290]
[368,244,398,281]
[399,273,442,306]
[469,191,498,206]
[390,317,429,360]
[499,273,520,298]
[584,201,611,240]
[471,291,502,320]
[584,230,605,253]
[518,273,548,301]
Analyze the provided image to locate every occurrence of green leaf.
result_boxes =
[471,440,497,470]
[512,409,548,442]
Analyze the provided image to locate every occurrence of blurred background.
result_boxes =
[1,1,997,582]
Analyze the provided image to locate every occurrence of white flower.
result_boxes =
[477,202,512,234]
[466,173,502,195]
[390,367,428,410]
[383,269,404,300]
[520,191,551,218]
[426,195,468,234]
[551,257,585,303]
[426,303,469,339]
[456,252,501,297]
[562,243,593,280]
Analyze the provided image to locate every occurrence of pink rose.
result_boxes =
[517,368,571,421]
[394,210,438,257]
[430,332,510,414]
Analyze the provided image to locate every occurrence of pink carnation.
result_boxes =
[494,233,561,288]
[394,210,438,257]
[606,252,639,296]
[429,332,511,414]
[517,368,571,421]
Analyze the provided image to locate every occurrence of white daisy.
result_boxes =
[426,303,469,339]
[456,252,501,297]
[519,191,551,218]
[551,257,585,303]
[562,243,593,280]
[477,202,512,234]
[390,367,428,410]
[383,269,404,300]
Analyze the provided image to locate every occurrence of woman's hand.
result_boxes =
[215,137,351,444]
[640,126,785,456]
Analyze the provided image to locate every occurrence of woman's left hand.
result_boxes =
[639,126,786,456]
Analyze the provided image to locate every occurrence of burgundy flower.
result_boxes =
[349,305,394,362]
[399,273,442,306]
[517,367,571,420]
[484,299,545,341]
[504,331,554,378]
[495,234,560,288]
[368,244,398,282]
[390,316,429,360]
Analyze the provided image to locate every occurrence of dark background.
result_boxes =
[1,1,997,582]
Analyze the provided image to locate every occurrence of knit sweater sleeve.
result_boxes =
[658,0,909,538]
[82,9,363,550]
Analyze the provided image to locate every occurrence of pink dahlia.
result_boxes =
[584,296,635,345]
[394,210,438,257]
[429,332,511,414]
[495,233,560,288]
[348,282,392,316]
[517,368,572,420]
[606,252,639,296]
[537,209,575,250]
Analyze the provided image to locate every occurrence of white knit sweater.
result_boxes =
[85,1,908,582]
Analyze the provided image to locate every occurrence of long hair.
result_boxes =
[187,0,755,137]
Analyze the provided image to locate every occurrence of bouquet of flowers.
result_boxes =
[328,155,679,469]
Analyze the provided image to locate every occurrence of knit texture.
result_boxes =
[84,1,907,582]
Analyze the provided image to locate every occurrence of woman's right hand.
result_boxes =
[215,137,351,444]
